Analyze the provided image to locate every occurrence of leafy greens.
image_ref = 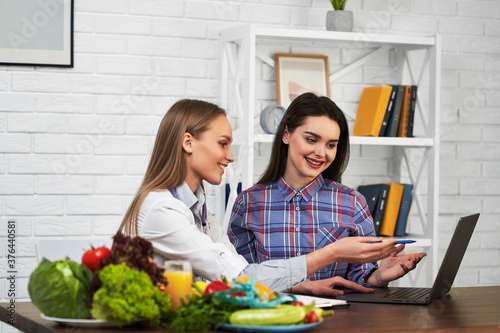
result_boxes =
[91,263,171,326]
[87,232,167,308]
[28,258,93,319]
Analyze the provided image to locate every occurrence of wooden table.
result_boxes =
[2,286,500,332]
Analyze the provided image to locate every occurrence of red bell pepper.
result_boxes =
[203,280,245,297]
[204,280,232,294]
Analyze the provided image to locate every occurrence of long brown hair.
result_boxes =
[119,99,226,235]
[258,93,350,184]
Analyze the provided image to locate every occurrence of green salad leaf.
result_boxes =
[91,263,171,326]
[163,293,241,332]
[28,258,93,319]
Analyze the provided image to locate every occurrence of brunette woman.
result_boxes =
[229,93,426,295]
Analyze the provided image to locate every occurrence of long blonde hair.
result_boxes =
[119,99,226,235]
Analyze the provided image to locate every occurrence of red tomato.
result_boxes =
[292,301,305,307]
[82,246,111,272]
[305,311,318,323]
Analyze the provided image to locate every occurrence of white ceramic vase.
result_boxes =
[326,10,353,32]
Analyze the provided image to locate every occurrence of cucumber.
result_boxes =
[229,305,306,326]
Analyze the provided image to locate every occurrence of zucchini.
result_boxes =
[229,305,306,326]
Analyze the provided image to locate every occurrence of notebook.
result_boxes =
[337,213,479,305]
[291,294,349,308]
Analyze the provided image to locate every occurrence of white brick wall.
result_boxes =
[0,2,499,327]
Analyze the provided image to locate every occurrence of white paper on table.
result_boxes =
[292,294,349,308]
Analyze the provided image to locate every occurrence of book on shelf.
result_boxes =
[357,184,379,214]
[352,85,393,137]
[385,85,405,137]
[379,183,405,237]
[407,85,418,137]
[353,84,419,138]
[357,183,390,236]
[378,86,398,137]
[397,85,412,137]
[374,185,390,236]
[393,184,414,237]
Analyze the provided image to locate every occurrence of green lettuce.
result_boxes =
[28,258,93,319]
[91,263,171,326]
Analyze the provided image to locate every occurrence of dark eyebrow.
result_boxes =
[304,131,339,142]
[220,135,232,142]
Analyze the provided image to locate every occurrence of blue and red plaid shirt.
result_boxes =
[228,175,378,286]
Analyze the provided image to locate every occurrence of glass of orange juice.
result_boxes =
[163,260,193,310]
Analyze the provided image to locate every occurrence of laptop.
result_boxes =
[337,213,479,305]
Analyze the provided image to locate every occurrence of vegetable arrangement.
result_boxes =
[29,232,170,326]
[165,276,332,331]
[85,232,167,309]
[164,288,241,331]
[29,233,333,331]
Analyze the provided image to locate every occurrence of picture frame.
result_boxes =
[275,53,331,107]
[275,53,330,107]
[0,0,74,67]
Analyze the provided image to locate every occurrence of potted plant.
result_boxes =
[330,0,347,10]
[326,0,353,32]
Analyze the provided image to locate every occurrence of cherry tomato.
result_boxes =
[82,246,111,272]
[305,311,318,323]
[292,301,305,307]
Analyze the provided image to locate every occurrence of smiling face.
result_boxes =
[282,115,340,189]
[183,114,235,192]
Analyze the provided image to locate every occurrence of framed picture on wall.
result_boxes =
[0,0,74,67]
[275,53,330,108]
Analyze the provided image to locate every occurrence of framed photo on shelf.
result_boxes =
[0,0,74,67]
[275,53,330,107]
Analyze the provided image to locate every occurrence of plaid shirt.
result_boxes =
[228,175,378,285]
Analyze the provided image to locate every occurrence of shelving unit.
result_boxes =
[216,24,440,286]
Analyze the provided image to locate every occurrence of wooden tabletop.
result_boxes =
[2,286,500,333]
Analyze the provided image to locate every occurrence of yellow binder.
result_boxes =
[353,85,393,136]
[379,182,404,237]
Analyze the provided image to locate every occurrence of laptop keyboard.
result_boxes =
[380,288,431,300]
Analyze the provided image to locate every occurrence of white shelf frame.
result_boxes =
[217,24,440,286]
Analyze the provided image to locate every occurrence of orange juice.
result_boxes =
[163,270,193,310]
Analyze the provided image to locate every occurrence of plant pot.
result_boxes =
[326,10,353,32]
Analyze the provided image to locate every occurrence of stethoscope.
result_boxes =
[169,188,207,233]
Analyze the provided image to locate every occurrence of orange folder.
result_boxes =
[379,183,405,237]
[353,85,393,136]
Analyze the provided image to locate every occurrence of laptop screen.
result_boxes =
[428,213,479,302]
